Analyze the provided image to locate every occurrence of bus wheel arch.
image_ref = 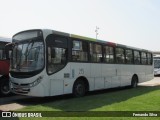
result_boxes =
[72,76,89,97]
[131,74,139,88]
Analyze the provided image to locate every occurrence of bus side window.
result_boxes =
[90,43,102,63]
[46,34,68,74]
[134,51,141,64]
[104,46,114,63]
[47,46,67,74]
[72,40,88,62]
[116,48,125,64]
[147,53,152,65]
[48,47,52,64]
[125,49,133,64]
[141,52,147,65]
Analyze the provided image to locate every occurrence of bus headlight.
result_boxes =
[29,76,43,88]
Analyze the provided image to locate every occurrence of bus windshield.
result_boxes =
[11,39,44,72]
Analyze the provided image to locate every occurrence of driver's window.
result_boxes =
[47,46,67,74]
[46,34,68,74]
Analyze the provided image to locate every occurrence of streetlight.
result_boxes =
[95,26,99,40]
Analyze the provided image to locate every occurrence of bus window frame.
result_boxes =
[89,42,103,63]
[115,47,126,64]
[71,38,89,62]
[46,34,68,75]
[125,49,134,64]
[133,50,141,65]
[103,45,115,64]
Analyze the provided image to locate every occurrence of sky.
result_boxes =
[0,0,160,51]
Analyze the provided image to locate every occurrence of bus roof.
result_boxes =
[0,37,11,43]
[50,29,152,53]
[13,29,153,53]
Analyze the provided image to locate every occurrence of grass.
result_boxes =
[6,86,160,120]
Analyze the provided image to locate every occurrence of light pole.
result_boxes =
[95,26,99,40]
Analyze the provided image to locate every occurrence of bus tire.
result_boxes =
[73,80,86,97]
[131,75,138,88]
[0,77,11,96]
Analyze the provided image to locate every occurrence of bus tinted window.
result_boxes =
[147,53,152,65]
[125,49,133,64]
[134,51,141,64]
[90,43,102,62]
[104,46,114,63]
[48,47,67,74]
[72,40,88,61]
[46,35,67,74]
[141,52,147,65]
[116,48,125,64]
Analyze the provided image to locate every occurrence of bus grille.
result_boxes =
[11,82,30,94]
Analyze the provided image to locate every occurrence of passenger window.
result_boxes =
[134,51,141,64]
[141,52,147,65]
[48,47,67,74]
[147,53,152,65]
[46,35,68,74]
[72,40,88,61]
[126,49,133,64]
[104,46,114,63]
[116,48,125,64]
[90,43,102,62]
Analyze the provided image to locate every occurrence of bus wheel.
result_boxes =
[73,80,86,97]
[131,75,138,88]
[0,78,11,96]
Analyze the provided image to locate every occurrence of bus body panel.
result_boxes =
[91,63,103,90]
[0,60,9,76]
[10,62,154,97]
[145,65,154,80]
[49,63,72,96]
[102,64,115,89]
[119,65,132,87]
[10,70,51,97]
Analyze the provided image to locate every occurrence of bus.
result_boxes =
[0,37,12,96]
[153,55,160,76]
[10,29,154,97]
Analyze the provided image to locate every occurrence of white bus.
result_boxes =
[10,29,154,97]
[153,55,160,76]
